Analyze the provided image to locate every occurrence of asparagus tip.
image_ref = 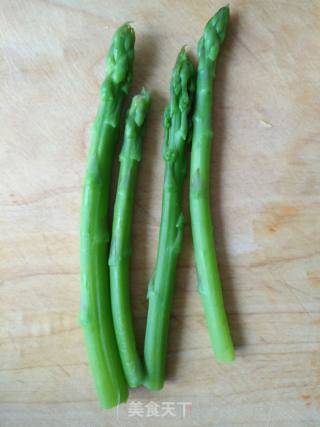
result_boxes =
[206,6,229,43]
[130,88,151,123]
[198,6,229,62]
[105,22,135,90]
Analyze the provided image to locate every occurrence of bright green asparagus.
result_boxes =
[144,49,196,390]
[80,23,135,408]
[190,6,235,363]
[109,89,151,388]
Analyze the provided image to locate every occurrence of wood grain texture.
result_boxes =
[1,0,319,425]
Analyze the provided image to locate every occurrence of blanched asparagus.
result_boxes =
[109,88,151,388]
[80,23,135,408]
[144,49,196,390]
[190,6,235,363]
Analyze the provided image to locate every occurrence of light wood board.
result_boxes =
[1,0,320,425]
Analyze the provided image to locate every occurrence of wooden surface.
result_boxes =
[1,0,320,426]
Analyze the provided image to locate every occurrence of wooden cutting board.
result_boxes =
[1,0,319,425]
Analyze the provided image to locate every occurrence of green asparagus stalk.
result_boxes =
[109,89,151,388]
[80,23,135,408]
[143,49,196,390]
[190,6,235,363]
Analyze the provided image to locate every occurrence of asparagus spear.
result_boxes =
[109,88,151,388]
[144,49,196,390]
[190,6,235,363]
[80,23,135,408]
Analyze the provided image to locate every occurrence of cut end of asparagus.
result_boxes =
[106,22,135,93]
[198,6,229,62]
[216,349,235,364]
[143,375,164,391]
[98,385,129,409]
